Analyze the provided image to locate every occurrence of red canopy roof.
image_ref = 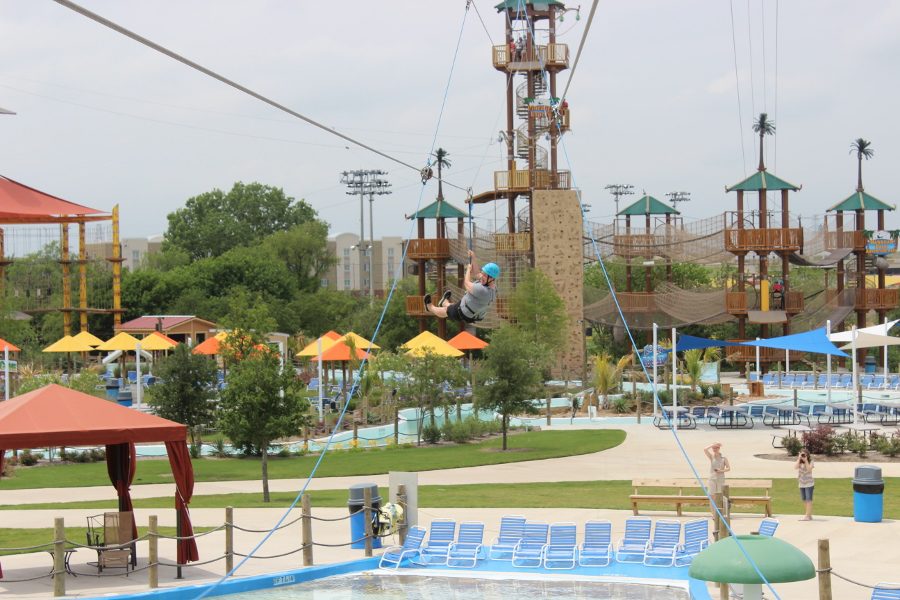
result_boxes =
[0,175,105,220]
[448,331,488,351]
[0,384,186,447]
[119,316,198,331]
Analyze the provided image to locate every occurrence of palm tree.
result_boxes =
[752,113,776,171]
[850,138,874,192]
[682,349,705,393]
[433,147,452,201]
[592,353,631,409]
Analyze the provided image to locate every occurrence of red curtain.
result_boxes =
[165,440,199,563]
[0,449,5,480]
[106,442,138,540]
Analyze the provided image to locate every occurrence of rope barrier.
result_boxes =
[228,517,303,533]
[158,555,227,568]
[233,547,304,560]
[0,541,56,552]
[828,569,900,590]
[154,525,226,540]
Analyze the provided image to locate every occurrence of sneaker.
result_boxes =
[439,290,452,307]
[423,294,432,307]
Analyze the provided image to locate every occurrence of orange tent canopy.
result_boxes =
[0,384,186,447]
[192,335,223,355]
[323,330,342,340]
[448,331,488,351]
[0,337,21,352]
[310,341,369,362]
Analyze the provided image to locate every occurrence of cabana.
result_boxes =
[0,385,198,564]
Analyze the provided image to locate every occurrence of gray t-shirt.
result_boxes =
[460,282,496,319]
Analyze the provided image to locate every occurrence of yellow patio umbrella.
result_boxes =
[43,335,96,353]
[72,330,104,347]
[97,332,143,351]
[340,332,380,351]
[139,331,178,351]
[402,331,464,358]
[296,335,340,357]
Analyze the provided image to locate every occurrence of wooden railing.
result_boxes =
[616,293,656,313]
[824,230,866,251]
[406,239,450,260]
[726,292,749,314]
[494,232,531,253]
[406,292,450,317]
[855,288,900,311]
[784,291,804,313]
[492,43,569,69]
[494,169,572,192]
[726,341,804,363]
[724,228,803,252]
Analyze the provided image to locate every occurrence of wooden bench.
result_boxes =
[631,478,773,517]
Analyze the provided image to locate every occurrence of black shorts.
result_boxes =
[447,302,478,324]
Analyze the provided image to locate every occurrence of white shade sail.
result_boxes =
[830,320,899,343]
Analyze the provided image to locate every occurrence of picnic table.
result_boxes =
[837,422,882,443]
[771,424,812,448]
[653,406,696,430]
[817,403,854,425]
[710,405,753,429]
[763,406,810,428]
[862,402,900,426]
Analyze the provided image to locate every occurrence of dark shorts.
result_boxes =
[447,302,478,324]
[800,486,814,501]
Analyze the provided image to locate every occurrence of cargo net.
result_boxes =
[1,223,115,313]
[583,281,731,329]
[584,213,731,265]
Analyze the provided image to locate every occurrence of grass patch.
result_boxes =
[0,430,625,490]
[0,527,207,556]
[4,478,893,518]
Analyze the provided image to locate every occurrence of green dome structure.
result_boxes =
[689,535,815,600]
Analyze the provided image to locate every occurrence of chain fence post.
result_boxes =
[398,484,407,545]
[363,487,373,557]
[53,517,65,597]
[818,539,833,600]
[225,506,234,574]
[149,515,159,588]
[302,495,313,566]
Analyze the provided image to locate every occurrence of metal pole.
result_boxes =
[652,322,658,416]
[755,338,761,381]
[317,338,324,424]
[672,327,677,432]
[359,183,365,293]
[135,342,142,409]
[851,326,858,423]
[369,192,375,299]
[785,348,790,376]
[3,345,8,401]
[826,320,832,403]
[884,315,889,376]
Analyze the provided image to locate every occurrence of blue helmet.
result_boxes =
[482,262,501,279]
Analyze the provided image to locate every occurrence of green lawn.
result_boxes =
[5,479,893,519]
[0,430,625,490]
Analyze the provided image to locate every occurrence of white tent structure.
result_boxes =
[826,319,899,403]
[837,329,900,422]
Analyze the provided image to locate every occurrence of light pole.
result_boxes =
[665,191,691,211]
[368,177,392,298]
[604,184,634,216]
[340,170,389,296]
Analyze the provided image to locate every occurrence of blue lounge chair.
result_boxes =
[675,518,709,566]
[488,515,526,560]
[871,376,887,390]
[760,373,774,386]
[889,376,900,391]
[578,520,612,567]
[511,522,549,568]
[542,522,577,569]
[417,519,456,565]
[758,518,779,537]
[872,584,900,599]
[379,526,426,569]
[616,517,651,563]
[446,521,485,568]
[643,520,682,567]
[748,372,760,382]
[781,374,796,388]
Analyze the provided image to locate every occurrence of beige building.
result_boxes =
[325,234,405,295]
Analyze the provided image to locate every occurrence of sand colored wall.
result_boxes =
[532,189,585,378]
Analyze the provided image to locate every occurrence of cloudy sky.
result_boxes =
[1,0,898,243]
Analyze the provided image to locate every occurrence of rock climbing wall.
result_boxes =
[532,189,586,379]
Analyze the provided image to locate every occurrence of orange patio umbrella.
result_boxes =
[192,332,228,355]
[310,341,370,388]
[140,331,179,352]
[296,334,340,358]
[447,331,488,351]
[0,337,21,353]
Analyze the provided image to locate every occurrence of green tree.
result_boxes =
[682,349,704,393]
[475,326,547,450]
[850,138,874,191]
[165,182,319,260]
[752,112,776,171]
[509,268,568,351]
[17,370,106,398]
[146,344,218,448]
[592,352,630,408]
[260,221,335,293]
[433,148,452,202]
[217,349,309,502]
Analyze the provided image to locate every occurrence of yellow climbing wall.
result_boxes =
[532,189,586,379]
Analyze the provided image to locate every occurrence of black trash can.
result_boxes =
[348,483,382,549]
[853,465,884,523]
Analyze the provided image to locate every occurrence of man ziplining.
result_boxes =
[424,250,500,328]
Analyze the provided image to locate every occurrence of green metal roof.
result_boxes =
[689,535,815,584]
[407,200,468,220]
[726,170,801,192]
[495,0,565,11]
[617,195,679,216]
[828,190,895,212]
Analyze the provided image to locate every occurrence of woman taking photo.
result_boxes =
[796,449,815,520]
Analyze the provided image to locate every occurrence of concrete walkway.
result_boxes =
[1,420,896,599]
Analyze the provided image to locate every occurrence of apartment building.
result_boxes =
[324,234,405,295]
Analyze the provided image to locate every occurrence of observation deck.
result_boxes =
[492,44,569,71]
[725,291,804,315]
[854,288,899,311]
[823,229,866,251]
[405,238,450,261]
[724,228,803,254]
[493,169,571,193]
[615,292,657,313]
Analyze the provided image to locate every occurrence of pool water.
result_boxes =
[230,572,691,600]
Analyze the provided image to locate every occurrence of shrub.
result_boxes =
[190,442,203,459]
[802,425,836,455]
[19,450,42,466]
[213,438,228,458]
[611,396,633,414]
[703,384,724,400]
[832,432,850,455]
[422,424,442,445]
[277,445,291,458]
[783,436,803,456]
[847,436,868,458]
[876,436,900,457]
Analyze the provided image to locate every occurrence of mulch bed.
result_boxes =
[755,452,900,463]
